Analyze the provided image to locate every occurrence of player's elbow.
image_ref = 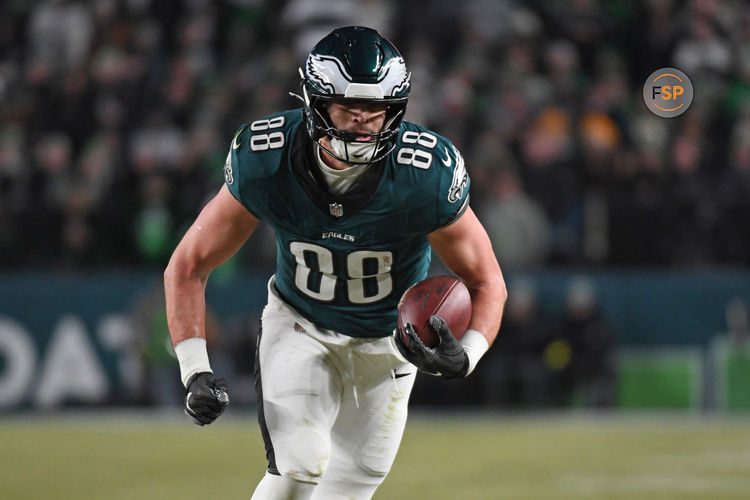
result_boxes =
[466,269,507,310]
[164,256,184,292]
[488,272,507,309]
[164,248,207,287]
[476,264,507,308]
[497,272,508,302]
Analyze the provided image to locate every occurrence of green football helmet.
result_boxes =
[300,26,410,164]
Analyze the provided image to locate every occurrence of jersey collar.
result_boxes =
[290,124,387,220]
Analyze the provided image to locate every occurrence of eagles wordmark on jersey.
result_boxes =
[226,109,470,338]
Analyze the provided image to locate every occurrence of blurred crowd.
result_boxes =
[2,0,750,271]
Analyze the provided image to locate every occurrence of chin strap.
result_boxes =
[317,135,397,166]
[329,136,381,164]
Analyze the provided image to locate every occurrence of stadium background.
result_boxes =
[1,1,750,498]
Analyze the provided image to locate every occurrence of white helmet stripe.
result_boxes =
[345,83,384,99]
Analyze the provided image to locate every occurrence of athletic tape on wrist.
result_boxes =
[174,337,212,387]
[460,329,489,376]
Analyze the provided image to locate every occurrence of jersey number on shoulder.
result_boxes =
[249,116,285,152]
[396,131,437,169]
[289,242,393,304]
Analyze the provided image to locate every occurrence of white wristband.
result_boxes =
[174,337,212,387]
[460,329,489,376]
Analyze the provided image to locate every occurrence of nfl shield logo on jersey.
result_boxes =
[329,203,344,217]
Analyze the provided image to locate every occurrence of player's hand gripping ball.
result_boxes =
[184,372,229,426]
[397,275,471,347]
[394,276,472,378]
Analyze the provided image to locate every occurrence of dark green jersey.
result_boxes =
[225,109,470,338]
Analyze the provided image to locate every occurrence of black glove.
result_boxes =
[394,315,469,379]
[184,372,229,426]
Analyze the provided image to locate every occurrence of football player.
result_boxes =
[164,26,507,499]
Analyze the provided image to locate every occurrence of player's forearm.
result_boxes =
[164,251,221,386]
[466,274,507,346]
[164,256,210,346]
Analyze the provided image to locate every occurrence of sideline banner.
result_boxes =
[0,272,268,410]
[0,270,748,410]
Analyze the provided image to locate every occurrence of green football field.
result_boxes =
[2,411,749,499]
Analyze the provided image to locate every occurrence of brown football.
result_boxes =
[397,275,472,348]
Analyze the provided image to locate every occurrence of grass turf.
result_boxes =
[1,411,749,499]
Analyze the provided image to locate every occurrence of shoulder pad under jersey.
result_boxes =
[224,109,304,201]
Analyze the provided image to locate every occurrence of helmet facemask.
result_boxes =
[304,89,407,164]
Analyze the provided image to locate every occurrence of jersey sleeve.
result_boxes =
[224,125,245,200]
[224,123,254,209]
[434,142,471,229]
[223,110,302,217]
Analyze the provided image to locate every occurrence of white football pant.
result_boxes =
[251,277,417,500]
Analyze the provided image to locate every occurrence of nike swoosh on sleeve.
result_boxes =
[441,146,452,166]
[232,130,242,149]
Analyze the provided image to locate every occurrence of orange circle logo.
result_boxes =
[643,68,693,118]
